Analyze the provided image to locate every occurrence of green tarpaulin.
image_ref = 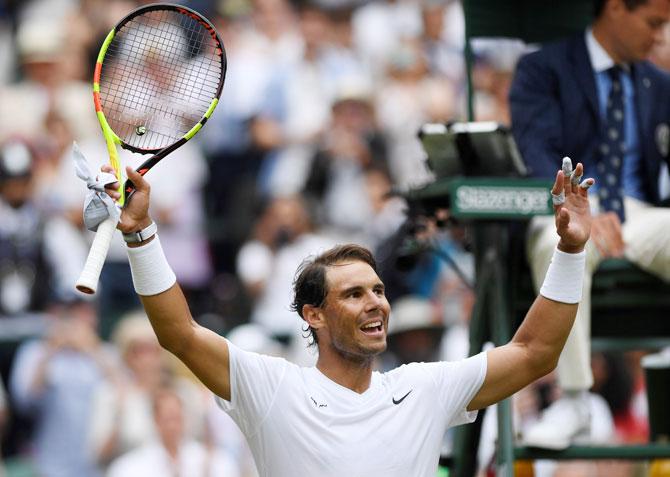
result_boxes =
[463,0,593,44]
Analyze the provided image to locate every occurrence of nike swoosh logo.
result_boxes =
[392,390,413,405]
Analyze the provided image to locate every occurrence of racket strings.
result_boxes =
[99,8,223,150]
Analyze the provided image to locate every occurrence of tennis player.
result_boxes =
[102,160,593,476]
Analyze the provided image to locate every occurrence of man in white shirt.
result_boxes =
[103,159,594,476]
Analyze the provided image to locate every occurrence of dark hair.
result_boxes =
[594,0,649,18]
[291,244,377,346]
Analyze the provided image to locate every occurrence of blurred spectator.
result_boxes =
[375,38,457,188]
[236,194,335,363]
[352,0,423,78]
[468,40,526,125]
[303,78,392,236]
[471,57,514,125]
[107,386,240,477]
[236,0,304,151]
[0,138,87,315]
[62,1,139,81]
[29,110,79,218]
[9,299,119,477]
[419,0,465,86]
[198,0,301,275]
[329,5,358,58]
[360,166,408,249]
[383,295,444,368]
[89,312,208,469]
[0,16,97,144]
[436,232,475,363]
[259,1,371,198]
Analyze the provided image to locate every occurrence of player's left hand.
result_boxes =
[551,158,594,254]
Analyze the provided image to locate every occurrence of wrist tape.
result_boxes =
[126,235,177,296]
[539,248,586,304]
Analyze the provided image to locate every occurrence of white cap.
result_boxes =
[227,324,284,356]
[331,74,373,106]
[388,296,444,335]
[0,140,32,178]
[16,18,66,63]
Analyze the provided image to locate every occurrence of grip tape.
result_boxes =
[75,217,116,294]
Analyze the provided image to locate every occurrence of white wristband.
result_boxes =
[540,248,586,304]
[126,235,177,296]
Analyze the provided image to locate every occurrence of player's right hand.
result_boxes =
[101,165,152,235]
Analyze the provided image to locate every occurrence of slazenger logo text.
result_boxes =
[456,187,550,215]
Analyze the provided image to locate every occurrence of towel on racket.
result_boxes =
[72,141,120,232]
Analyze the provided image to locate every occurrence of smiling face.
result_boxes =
[315,260,391,362]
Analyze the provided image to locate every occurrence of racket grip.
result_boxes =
[75,217,117,294]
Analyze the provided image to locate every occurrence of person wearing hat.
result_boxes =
[0,139,86,314]
[302,75,390,235]
[0,139,53,314]
[0,18,97,142]
[10,298,118,477]
[385,296,445,367]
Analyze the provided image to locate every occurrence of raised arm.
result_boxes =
[467,161,593,411]
[107,167,232,400]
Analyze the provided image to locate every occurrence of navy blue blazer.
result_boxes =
[509,33,670,204]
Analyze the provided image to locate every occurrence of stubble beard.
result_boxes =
[330,333,386,366]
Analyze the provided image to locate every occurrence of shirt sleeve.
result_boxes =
[423,352,488,428]
[215,340,289,437]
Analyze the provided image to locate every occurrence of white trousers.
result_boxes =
[527,197,670,390]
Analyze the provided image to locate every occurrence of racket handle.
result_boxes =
[75,217,117,294]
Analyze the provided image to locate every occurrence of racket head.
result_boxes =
[93,3,226,155]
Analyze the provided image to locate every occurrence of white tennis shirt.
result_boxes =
[217,341,487,477]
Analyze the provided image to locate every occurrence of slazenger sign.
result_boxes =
[450,179,554,219]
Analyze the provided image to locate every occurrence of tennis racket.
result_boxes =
[76,3,226,294]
